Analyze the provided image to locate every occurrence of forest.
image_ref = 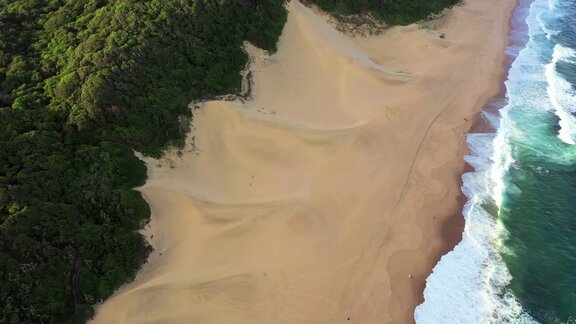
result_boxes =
[1,0,459,323]
[307,0,460,25]
[0,0,286,322]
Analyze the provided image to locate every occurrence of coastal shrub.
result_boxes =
[306,0,460,25]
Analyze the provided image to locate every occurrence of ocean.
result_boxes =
[415,0,576,323]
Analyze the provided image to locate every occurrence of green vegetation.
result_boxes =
[0,0,286,322]
[306,0,460,25]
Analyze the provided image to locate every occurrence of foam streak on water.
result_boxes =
[548,44,576,144]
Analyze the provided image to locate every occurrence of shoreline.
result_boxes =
[92,1,520,323]
[369,0,519,321]
[416,1,537,321]
[444,0,524,294]
[430,0,522,279]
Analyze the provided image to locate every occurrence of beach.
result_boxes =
[414,0,576,321]
[92,0,517,323]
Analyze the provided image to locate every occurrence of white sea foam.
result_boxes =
[414,113,533,323]
[546,44,576,144]
[414,0,552,322]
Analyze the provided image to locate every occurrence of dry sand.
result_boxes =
[92,0,517,323]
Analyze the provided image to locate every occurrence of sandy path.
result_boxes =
[92,0,516,323]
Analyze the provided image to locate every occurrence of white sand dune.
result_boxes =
[92,0,516,323]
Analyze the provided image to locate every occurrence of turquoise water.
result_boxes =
[416,0,576,322]
[500,0,576,321]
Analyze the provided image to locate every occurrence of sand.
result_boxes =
[91,0,517,323]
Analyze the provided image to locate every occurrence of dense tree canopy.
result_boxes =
[0,0,286,322]
[307,0,460,25]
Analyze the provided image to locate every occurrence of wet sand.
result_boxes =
[92,0,517,323]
